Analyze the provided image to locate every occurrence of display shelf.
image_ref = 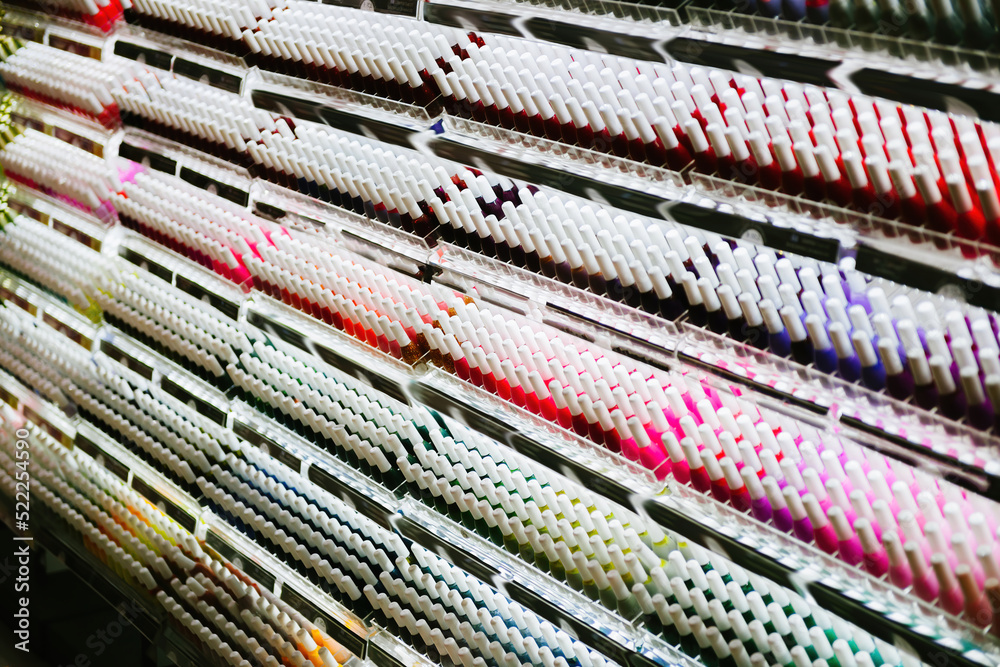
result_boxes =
[203,518,376,659]
[404,364,1000,667]
[5,211,1000,667]
[434,115,1000,290]
[423,0,1000,83]
[0,361,403,667]
[244,293,417,401]
[393,498,677,667]
[247,77,438,146]
[644,485,1000,667]
[116,128,253,208]
[429,118,849,263]
[422,0,683,58]
[688,172,1000,292]
[12,97,1000,483]
[1,8,49,44]
[249,179,435,267]
[56,229,1000,663]
[0,477,211,667]
[101,54,1000,296]
[29,92,997,487]
[8,94,114,157]
[7,185,110,252]
[0,383,208,666]
[111,25,248,93]
[229,400,400,530]
[8,10,1000,667]
[430,241,1000,489]
[410,367,658,501]
[114,235,247,323]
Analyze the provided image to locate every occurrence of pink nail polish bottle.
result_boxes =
[663,432,690,485]
[856,519,888,577]
[958,566,993,627]
[906,542,939,603]
[932,553,966,615]
[683,438,711,493]
[884,531,913,589]
[803,494,838,555]
[829,507,863,565]
[701,450,730,504]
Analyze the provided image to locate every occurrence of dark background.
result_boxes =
[0,521,166,667]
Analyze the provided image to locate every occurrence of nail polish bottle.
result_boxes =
[714,284,743,341]
[955,565,992,628]
[856,519,888,576]
[784,487,813,543]
[931,553,966,615]
[742,468,772,523]
[663,432,690,485]
[803,494,838,555]
[875,338,912,400]
[683,437,712,493]
[985,375,1000,432]
[682,273,709,327]
[852,330,886,391]
[930,355,966,420]
[738,294,768,350]
[758,299,790,358]
[699,279,730,335]
[827,323,860,382]
[960,367,995,430]
[799,315,835,374]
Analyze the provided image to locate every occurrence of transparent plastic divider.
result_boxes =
[689,171,1000,274]
[248,70,439,128]
[113,22,249,74]
[114,234,249,322]
[248,179,434,267]
[7,372,77,445]
[43,21,107,59]
[685,6,1000,73]
[0,269,103,334]
[430,240,1000,485]
[368,630,443,667]
[74,419,206,533]
[395,497,659,667]
[425,0,682,33]
[9,187,110,253]
[410,367,662,501]
[242,294,423,396]
[9,93,118,155]
[442,115,688,191]
[203,516,376,648]
[430,241,682,351]
[2,8,51,44]
[228,400,403,535]
[675,317,1000,489]
[6,182,114,235]
[645,482,1000,666]
[115,127,253,192]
